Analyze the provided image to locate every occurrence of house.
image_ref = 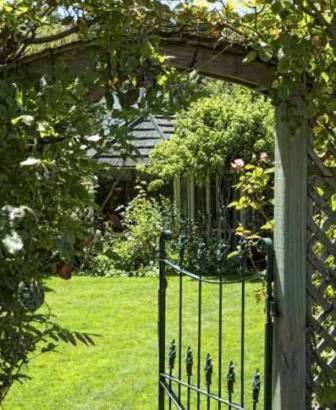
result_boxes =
[92,114,174,216]
[91,114,234,239]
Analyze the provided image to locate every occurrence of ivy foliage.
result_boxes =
[143,83,274,184]
[0,0,197,401]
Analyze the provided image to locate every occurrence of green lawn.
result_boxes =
[4,277,265,410]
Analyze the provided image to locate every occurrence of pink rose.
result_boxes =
[260,152,268,161]
[231,158,245,170]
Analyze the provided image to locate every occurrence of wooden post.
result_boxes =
[205,174,211,238]
[174,174,181,211]
[273,99,309,409]
[215,175,220,235]
[187,172,195,221]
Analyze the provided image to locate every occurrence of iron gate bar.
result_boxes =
[177,236,187,402]
[162,374,245,410]
[217,243,228,410]
[158,231,275,410]
[162,259,264,285]
[158,230,172,409]
[186,346,193,409]
[177,265,182,404]
[257,238,274,410]
[227,361,235,410]
[197,241,206,410]
[160,381,185,410]
[204,353,213,410]
[252,369,261,410]
[169,340,177,410]
[239,244,249,408]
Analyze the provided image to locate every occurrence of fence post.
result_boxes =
[273,99,310,409]
[158,230,172,410]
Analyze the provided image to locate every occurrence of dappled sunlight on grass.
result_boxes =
[4,277,264,410]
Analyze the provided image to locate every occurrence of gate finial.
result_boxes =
[197,240,207,271]
[204,353,213,386]
[227,361,235,394]
[252,368,261,404]
[186,346,193,376]
[178,234,188,265]
[169,339,176,370]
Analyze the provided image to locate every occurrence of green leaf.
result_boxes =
[243,51,258,64]
[20,157,41,167]
[244,164,255,170]
[330,193,336,212]
[316,186,325,197]
[16,88,23,105]
[260,220,274,231]
[259,49,273,63]
[227,250,239,259]
[278,58,290,74]
[277,48,285,60]
[17,5,29,15]
[11,115,34,126]
[2,231,24,254]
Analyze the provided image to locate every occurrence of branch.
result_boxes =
[24,25,80,45]
[304,0,330,28]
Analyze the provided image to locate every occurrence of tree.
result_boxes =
[0,0,193,401]
[144,82,274,183]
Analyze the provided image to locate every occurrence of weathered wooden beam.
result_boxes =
[2,36,274,92]
[162,39,274,91]
[273,99,309,410]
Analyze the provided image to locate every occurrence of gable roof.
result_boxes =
[95,114,175,168]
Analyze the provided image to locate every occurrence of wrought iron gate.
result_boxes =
[158,231,274,410]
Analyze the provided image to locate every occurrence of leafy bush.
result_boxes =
[0,77,101,401]
[79,254,127,278]
[112,184,182,276]
[229,154,274,238]
[143,84,275,184]
[79,183,182,277]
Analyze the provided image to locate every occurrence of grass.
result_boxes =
[3,276,265,410]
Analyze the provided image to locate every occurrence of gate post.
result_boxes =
[158,230,172,410]
[273,99,310,409]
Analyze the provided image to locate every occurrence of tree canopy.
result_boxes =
[144,83,274,184]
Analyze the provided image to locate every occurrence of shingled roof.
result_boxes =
[96,114,175,168]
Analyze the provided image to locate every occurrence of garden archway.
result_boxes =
[11,35,335,410]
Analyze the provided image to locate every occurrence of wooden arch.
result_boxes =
[10,35,274,91]
[8,35,331,410]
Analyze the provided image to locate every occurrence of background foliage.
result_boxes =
[144,83,274,185]
[0,0,196,400]
[1,0,335,405]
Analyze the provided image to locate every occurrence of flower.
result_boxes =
[231,158,245,170]
[260,152,268,162]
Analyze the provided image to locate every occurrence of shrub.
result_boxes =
[112,184,182,276]
[79,183,182,277]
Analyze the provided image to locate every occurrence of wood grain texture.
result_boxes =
[2,35,274,92]
[273,101,309,410]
